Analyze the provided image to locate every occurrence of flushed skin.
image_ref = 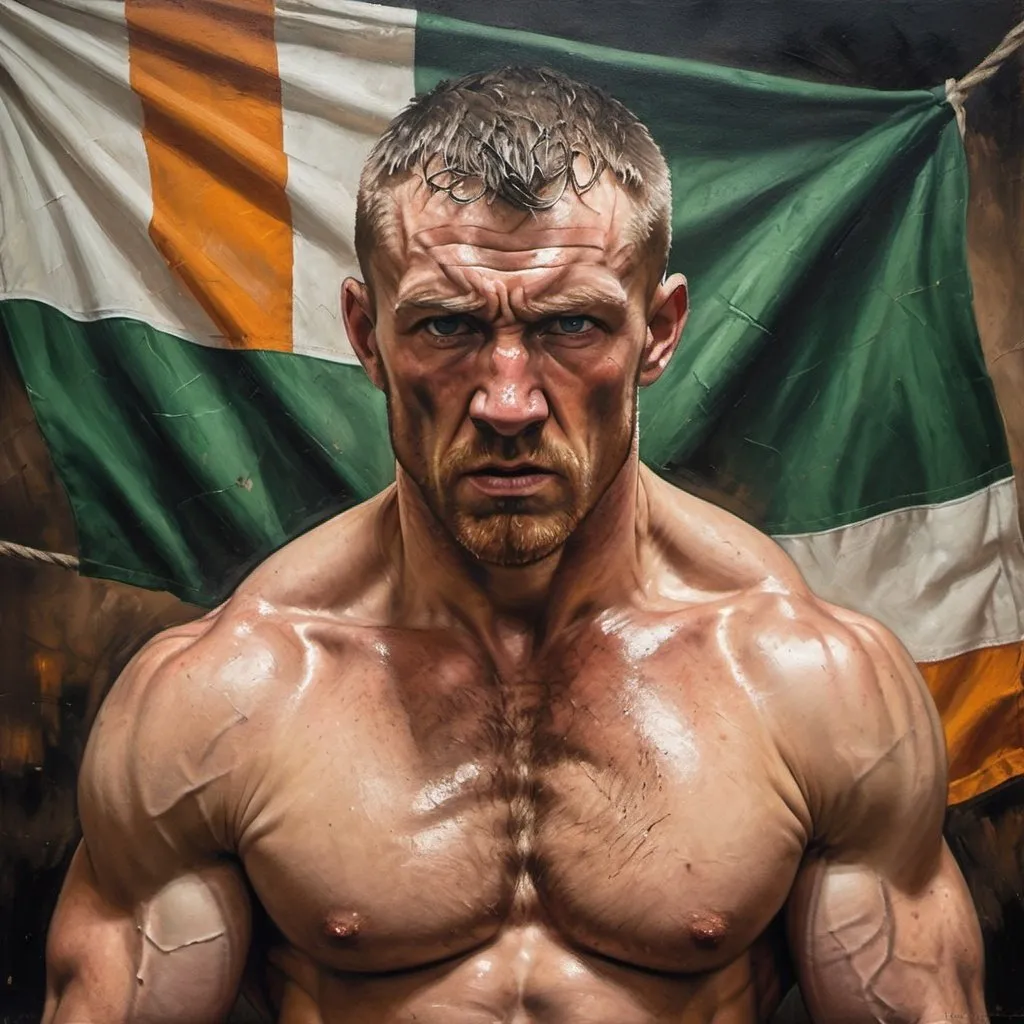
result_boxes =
[44,170,986,1022]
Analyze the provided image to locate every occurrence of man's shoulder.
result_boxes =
[81,598,312,827]
[649,469,930,719]
[94,485,397,737]
[234,488,394,614]
[92,571,396,765]
[721,583,911,699]
[97,595,305,729]
[722,585,946,844]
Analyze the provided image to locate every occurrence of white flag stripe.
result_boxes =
[276,0,416,363]
[777,476,1024,663]
[0,0,223,346]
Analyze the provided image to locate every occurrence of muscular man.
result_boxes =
[44,67,986,1023]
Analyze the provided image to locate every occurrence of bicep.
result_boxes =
[46,840,251,1023]
[756,599,988,1019]
[788,841,986,1022]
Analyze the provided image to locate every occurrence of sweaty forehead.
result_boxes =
[372,176,642,292]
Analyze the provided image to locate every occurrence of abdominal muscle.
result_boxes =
[268,924,761,1024]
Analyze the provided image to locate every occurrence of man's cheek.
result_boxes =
[408,380,437,420]
[587,374,630,430]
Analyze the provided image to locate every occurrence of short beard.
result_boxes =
[450,503,581,566]
[386,382,635,567]
[430,436,593,567]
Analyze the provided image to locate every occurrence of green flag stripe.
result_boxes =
[4,292,1011,607]
[3,299,393,602]
[1,8,1014,606]
[415,14,1011,533]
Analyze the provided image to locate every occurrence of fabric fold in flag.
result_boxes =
[0,0,1020,804]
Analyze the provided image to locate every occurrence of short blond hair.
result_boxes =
[355,66,672,291]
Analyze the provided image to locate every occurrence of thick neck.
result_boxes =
[381,447,652,668]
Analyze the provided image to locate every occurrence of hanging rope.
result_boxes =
[946,18,1024,135]
[0,538,80,571]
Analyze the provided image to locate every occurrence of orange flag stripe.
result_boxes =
[919,640,1024,805]
[125,0,292,352]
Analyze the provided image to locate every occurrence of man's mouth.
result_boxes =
[465,463,556,496]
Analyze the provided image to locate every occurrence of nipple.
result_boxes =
[323,910,364,942]
[687,911,728,950]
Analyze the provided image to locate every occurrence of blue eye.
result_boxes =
[551,316,595,335]
[426,316,469,337]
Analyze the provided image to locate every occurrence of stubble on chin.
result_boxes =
[395,412,638,567]
[449,505,581,566]
[426,438,589,566]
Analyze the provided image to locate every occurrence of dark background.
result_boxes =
[388,0,1022,91]
[2,0,1023,1019]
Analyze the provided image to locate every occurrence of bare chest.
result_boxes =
[236,622,809,976]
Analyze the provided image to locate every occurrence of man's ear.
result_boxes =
[342,278,386,391]
[639,273,688,387]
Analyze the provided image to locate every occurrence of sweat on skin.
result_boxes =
[42,68,986,1024]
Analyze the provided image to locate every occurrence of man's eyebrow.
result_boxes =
[517,288,628,317]
[392,286,630,319]
[393,294,486,316]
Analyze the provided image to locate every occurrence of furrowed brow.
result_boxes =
[518,288,628,317]
[393,294,486,317]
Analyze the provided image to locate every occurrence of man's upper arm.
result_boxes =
[45,629,252,1023]
[779,606,987,1022]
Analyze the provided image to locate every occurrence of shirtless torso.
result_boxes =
[44,471,983,1023]
[44,66,985,1023]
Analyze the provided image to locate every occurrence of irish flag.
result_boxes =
[1,0,1022,805]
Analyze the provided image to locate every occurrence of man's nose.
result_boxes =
[469,340,549,436]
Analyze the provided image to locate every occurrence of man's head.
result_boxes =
[343,66,688,567]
